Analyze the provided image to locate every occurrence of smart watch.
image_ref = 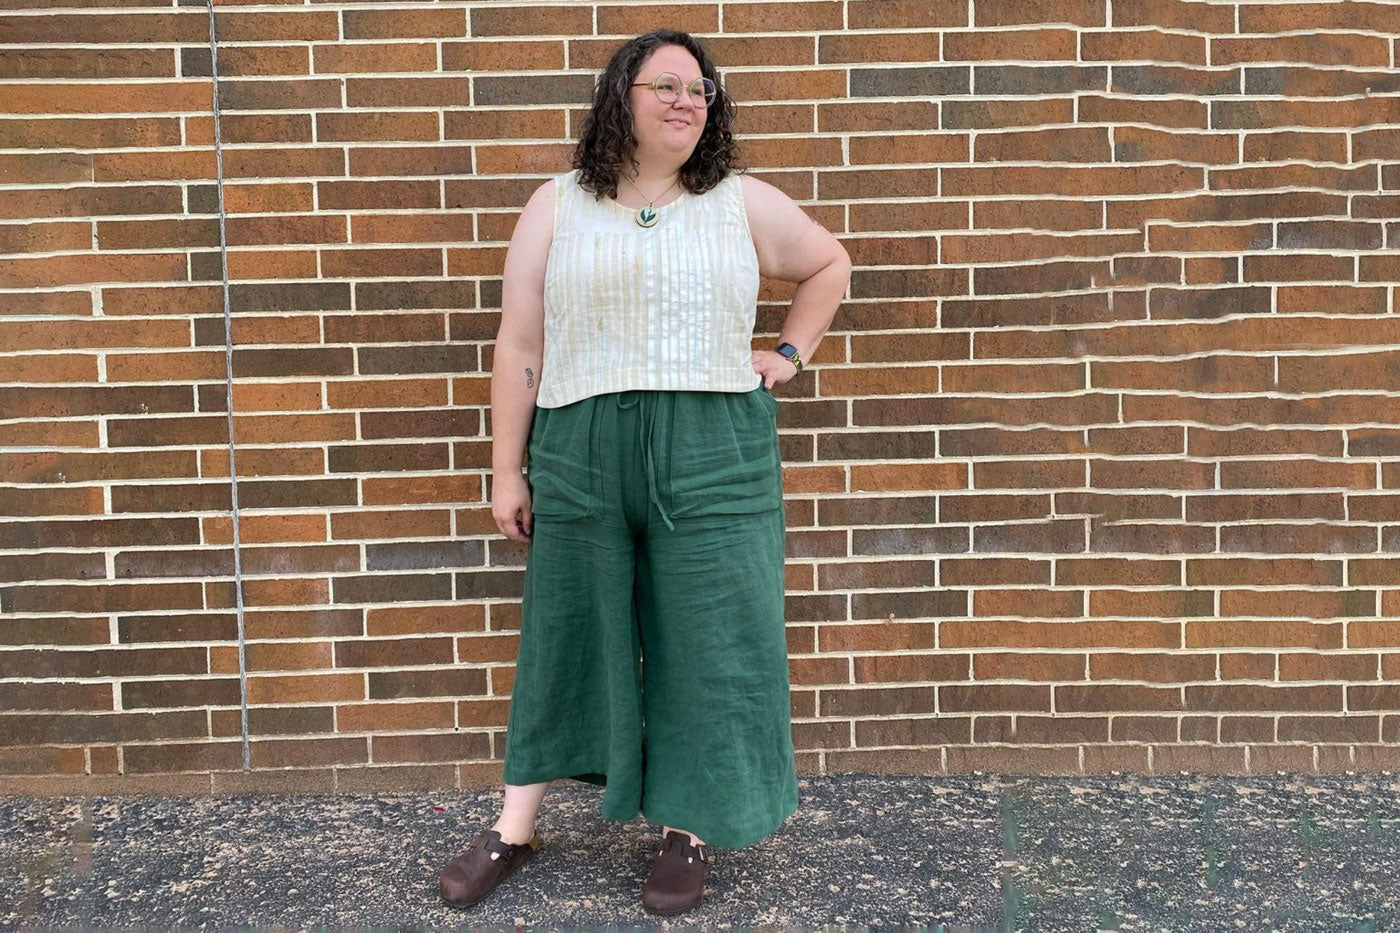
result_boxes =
[774,341,803,374]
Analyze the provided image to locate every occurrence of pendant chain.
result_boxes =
[621,173,679,229]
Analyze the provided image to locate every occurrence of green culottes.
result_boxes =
[501,381,800,850]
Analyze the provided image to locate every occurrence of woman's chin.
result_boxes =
[637,138,699,160]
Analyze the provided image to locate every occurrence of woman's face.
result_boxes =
[628,44,707,165]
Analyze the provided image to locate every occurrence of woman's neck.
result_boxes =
[620,165,682,196]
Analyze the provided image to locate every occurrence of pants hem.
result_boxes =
[639,787,800,850]
[501,766,608,788]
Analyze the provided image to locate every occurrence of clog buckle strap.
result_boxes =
[483,829,525,861]
[659,831,709,865]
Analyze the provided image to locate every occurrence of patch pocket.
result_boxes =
[525,403,597,521]
[757,379,779,416]
[666,389,783,518]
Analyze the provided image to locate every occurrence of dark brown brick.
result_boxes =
[820,685,937,717]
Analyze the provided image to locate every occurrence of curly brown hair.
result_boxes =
[573,29,744,201]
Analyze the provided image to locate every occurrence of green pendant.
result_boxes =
[636,205,658,228]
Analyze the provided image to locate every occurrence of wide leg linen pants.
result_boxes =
[501,381,799,850]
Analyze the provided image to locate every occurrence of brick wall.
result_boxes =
[2,0,1399,793]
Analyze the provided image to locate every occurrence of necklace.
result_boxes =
[620,173,679,228]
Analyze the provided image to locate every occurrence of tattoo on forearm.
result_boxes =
[524,367,534,388]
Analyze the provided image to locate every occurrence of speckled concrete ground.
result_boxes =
[3,772,1400,930]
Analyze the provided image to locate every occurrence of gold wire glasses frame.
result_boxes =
[630,72,717,106]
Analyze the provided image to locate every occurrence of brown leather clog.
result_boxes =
[438,827,542,909]
[641,829,710,916]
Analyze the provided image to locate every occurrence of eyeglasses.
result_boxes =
[630,72,717,106]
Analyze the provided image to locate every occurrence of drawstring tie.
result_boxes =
[615,392,676,531]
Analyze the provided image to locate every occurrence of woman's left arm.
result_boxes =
[741,173,853,389]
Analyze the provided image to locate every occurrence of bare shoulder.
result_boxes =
[737,172,804,249]
[738,172,788,213]
[505,177,558,270]
[736,172,849,283]
[518,176,557,243]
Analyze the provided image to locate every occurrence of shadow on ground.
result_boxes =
[3,773,1399,929]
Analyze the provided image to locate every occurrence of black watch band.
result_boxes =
[775,341,803,373]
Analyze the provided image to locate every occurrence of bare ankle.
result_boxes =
[662,825,704,847]
[490,817,536,845]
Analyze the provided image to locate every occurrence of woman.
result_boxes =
[439,28,851,917]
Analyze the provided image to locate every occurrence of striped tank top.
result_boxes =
[535,167,763,409]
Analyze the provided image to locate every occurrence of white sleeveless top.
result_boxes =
[535,167,763,409]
